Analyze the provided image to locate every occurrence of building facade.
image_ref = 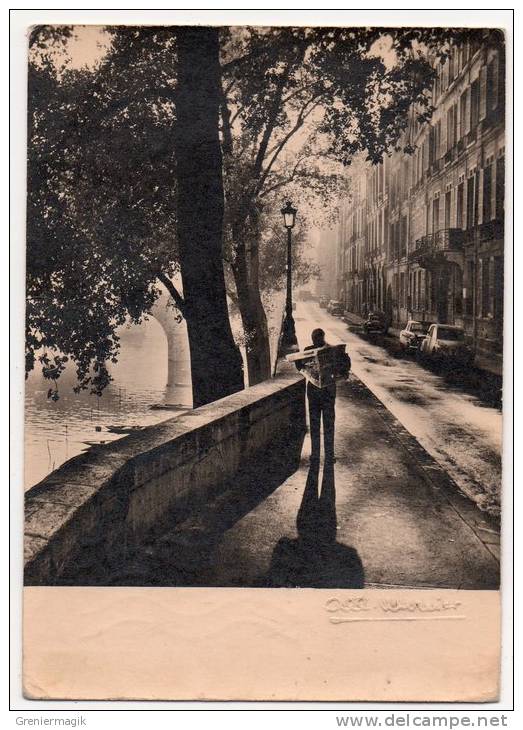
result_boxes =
[315,227,339,300]
[335,33,505,371]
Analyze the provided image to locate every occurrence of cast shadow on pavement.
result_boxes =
[90,424,307,587]
[260,461,365,588]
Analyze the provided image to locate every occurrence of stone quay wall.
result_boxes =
[24,368,306,585]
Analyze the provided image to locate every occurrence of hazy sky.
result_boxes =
[41,25,112,70]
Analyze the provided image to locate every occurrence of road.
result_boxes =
[294,301,502,517]
[109,333,500,589]
[87,300,502,589]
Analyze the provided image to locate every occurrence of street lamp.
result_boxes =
[279,201,299,356]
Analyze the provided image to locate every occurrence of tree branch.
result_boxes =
[229,103,247,126]
[254,95,323,197]
[157,272,186,314]
[223,77,237,96]
[252,61,295,178]
[259,154,314,198]
[226,285,239,306]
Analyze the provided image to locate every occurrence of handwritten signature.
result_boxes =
[325,597,465,623]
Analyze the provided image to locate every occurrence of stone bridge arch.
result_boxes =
[149,280,193,408]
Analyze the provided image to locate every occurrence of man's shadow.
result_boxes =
[260,461,364,588]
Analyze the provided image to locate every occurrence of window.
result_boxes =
[432,198,440,233]
[481,259,490,317]
[486,58,498,113]
[482,163,493,222]
[496,155,505,219]
[466,175,475,229]
[459,90,468,139]
[442,63,448,92]
[474,170,480,226]
[462,41,470,68]
[449,51,455,83]
[425,271,434,312]
[437,327,465,342]
[446,107,453,152]
[389,222,394,260]
[457,182,464,228]
[466,261,474,315]
[445,190,452,229]
[470,78,480,131]
[429,126,436,165]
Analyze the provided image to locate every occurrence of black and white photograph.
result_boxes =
[22,22,506,597]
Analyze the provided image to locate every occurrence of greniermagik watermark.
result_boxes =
[15,719,87,728]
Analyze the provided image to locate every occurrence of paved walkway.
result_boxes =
[117,375,500,589]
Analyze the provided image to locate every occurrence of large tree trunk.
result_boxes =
[232,252,271,385]
[231,215,272,386]
[174,27,244,407]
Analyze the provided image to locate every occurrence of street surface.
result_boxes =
[110,303,501,589]
[295,301,502,517]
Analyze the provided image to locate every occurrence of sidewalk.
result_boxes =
[120,374,500,589]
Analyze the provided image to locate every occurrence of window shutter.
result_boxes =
[492,56,499,109]
[477,259,483,316]
[445,106,454,152]
[464,88,471,135]
[479,66,487,120]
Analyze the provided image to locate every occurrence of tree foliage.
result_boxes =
[27,27,181,395]
[26,25,499,395]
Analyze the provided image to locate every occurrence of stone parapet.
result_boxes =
[24,369,306,585]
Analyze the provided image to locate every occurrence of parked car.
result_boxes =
[319,296,328,309]
[418,324,474,367]
[362,310,389,335]
[399,320,433,353]
[327,300,344,316]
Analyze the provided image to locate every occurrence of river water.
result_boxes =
[25,293,286,491]
[24,319,173,490]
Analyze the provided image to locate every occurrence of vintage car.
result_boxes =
[319,296,328,309]
[418,324,474,366]
[362,310,389,335]
[399,320,432,353]
[327,300,344,316]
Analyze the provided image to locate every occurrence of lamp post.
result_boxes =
[279,200,299,356]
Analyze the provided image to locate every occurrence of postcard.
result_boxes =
[20,18,506,702]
